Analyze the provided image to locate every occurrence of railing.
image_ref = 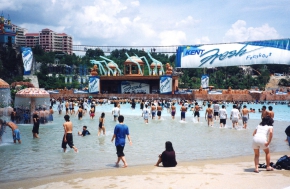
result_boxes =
[72,45,179,54]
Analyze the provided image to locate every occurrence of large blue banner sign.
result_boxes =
[175,39,290,68]
[160,76,172,94]
[201,74,209,89]
[21,47,33,75]
[89,76,99,93]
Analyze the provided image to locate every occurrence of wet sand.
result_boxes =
[1,152,290,189]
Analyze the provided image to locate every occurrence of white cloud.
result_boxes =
[224,20,279,42]
[194,36,211,44]
[1,0,22,10]
[131,1,140,7]
[175,16,200,28]
[159,30,186,45]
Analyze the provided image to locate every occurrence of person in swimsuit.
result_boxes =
[170,103,176,119]
[10,108,16,123]
[32,112,40,138]
[230,104,241,128]
[142,104,150,124]
[76,106,83,120]
[0,119,21,144]
[242,105,250,129]
[65,101,69,115]
[151,103,156,119]
[157,103,162,120]
[89,106,95,120]
[205,104,214,127]
[98,112,106,136]
[193,102,200,122]
[180,103,187,121]
[62,115,78,152]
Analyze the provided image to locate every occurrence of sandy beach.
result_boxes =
[1,152,289,189]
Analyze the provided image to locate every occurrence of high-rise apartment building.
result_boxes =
[38,28,73,55]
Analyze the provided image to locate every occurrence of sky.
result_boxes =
[2,0,290,48]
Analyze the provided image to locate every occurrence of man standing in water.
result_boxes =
[261,106,267,119]
[205,104,214,126]
[170,103,176,119]
[213,102,220,120]
[157,103,162,120]
[230,105,241,129]
[267,106,274,119]
[62,115,78,152]
[142,104,150,124]
[0,119,21,143]
[241,105,250,129]
[180,103,187,121]
[111,115,132,168]
[151,103,156,119]
[112,103,120,122]
[219,105,227,128]
[193,102,201,122]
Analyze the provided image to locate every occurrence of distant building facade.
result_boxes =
[1,13,73,54]
[0,13,16,48]
[38,28,73,55]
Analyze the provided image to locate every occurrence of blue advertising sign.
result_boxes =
[160,76,172,94]
[176,39,290,68]
[21,47,33,75]
[201,74,209,89]
[89,76,99,94]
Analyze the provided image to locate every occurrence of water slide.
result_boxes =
[89,60,108,75]
[99,56,123,75]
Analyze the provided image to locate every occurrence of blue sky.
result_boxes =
[2,0,289,46]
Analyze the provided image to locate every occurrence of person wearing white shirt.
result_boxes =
[112,103,120,122]
[230,104,241,128]
[218,105,227,128]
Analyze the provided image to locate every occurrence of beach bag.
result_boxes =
[275,155,290,170]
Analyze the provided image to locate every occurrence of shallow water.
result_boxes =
[0,102,289,182]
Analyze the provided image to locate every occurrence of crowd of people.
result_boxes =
[0,96,289,170]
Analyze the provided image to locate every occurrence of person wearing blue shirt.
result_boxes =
[78,126,90,136]
[111,115,132,168]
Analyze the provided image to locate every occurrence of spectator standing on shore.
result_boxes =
[205,104,214,127]
[111,115,132,168]
[155,141,177,167]
[230,105,241,129]
[0,119,21,144]
[252,117,274,173]
[219,105,227,128]
[213,102,220,120]
[242,105,250,129]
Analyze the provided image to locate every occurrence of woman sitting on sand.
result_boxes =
[252,116,274,173]
[98,112,106,136]
[155,141,177,167]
